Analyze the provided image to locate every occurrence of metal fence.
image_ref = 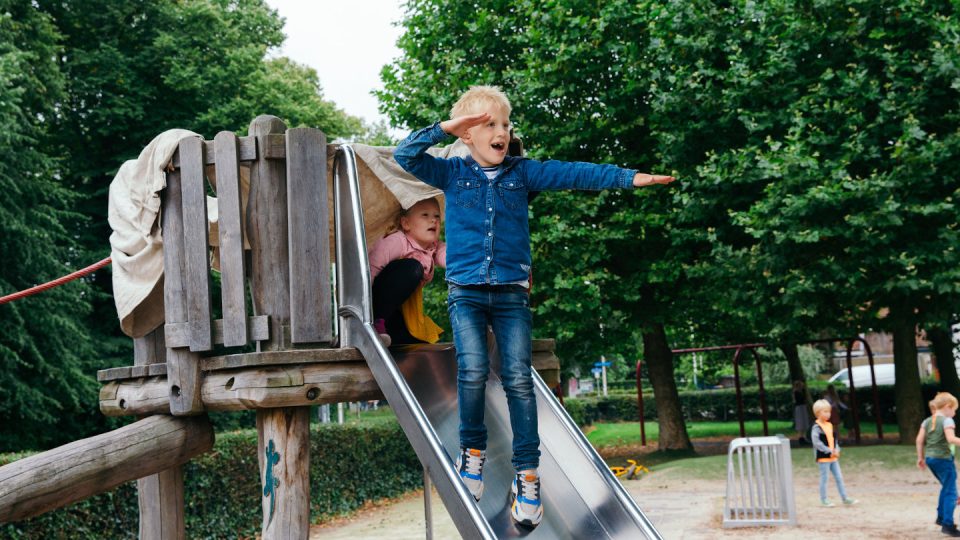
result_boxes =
[723,435,796,528]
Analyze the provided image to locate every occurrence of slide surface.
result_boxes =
[383,342,662,539]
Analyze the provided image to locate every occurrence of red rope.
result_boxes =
[0,257,112,305]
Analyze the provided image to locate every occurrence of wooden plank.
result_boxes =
[138,467,185,540]
[134,327,166,366]
[162,166,204,415]
[0,415,213,523]
[202,347,363,371]
[100,363,382,416]
[171,136,257,167]
[257,408,310,539]
[248,116,291,350]
[97,366,132,383]
[214,131,249,347]
[286,127,331,344]
[165,315,269,349]
[179,137,213,352]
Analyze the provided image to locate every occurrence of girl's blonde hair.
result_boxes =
[450,85,512,119]
[930,392,959,432]
[387,197,440,236]
[931,392,958,410]
[812,399,832,417]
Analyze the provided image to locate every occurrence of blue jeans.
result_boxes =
[448,284,540,472]
[818,461,849,501]
[927,456,958,526]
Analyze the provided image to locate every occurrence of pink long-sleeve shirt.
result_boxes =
[368,231,446,284]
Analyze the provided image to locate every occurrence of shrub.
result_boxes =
[565,382,942,427]
[1,422,421,539]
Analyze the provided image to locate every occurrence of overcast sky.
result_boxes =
[265,0,405,129]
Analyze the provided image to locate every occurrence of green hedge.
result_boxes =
[564,383,942,427]
[1,422,421,539]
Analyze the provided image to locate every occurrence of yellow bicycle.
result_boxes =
[609,459,650,480]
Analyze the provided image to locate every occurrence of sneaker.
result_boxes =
[511,471,543,528]
[842,498,857,505]
[373,318,391,347]
[455,448,485,500]
[820,499,835,507]
[942,524,960,537]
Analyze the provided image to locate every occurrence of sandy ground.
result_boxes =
[309,455,945,540]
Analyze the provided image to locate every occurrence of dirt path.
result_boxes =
[310,459,943,539]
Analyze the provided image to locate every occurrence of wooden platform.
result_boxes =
[98,339,560,417]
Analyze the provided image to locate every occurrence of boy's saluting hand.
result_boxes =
[633,173,676,187]
[441,112,492,138]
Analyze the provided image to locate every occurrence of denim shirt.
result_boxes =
[394,122,637,286]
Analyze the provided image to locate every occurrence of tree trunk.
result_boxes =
[642,323,692,451]
[890,304,926,444]
[927,325,960,397]
[781,343,804,383]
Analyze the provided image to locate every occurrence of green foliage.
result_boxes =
[380,0,960,439]
[0,1,367,450]
[0,0,114,451]
[0,422,421,539]
[564,381,941,427]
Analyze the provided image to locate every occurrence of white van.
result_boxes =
[827,364,896,388]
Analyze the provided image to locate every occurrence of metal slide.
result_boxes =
[334,145,662,539]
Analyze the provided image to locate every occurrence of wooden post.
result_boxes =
[257,408,310,539]
[0,415,213,523]
[247,115,291,351]
[247,116,311,538]
[134,328,185,540]
[138,466,184,540]
[163,152,205,415]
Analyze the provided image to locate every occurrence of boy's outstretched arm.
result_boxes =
[633,173,676,187]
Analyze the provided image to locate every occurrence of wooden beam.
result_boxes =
[0,415,213,523]
[164,316,269,349]
[100,362,382,416]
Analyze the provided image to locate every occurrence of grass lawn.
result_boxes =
[586,420,900,448]
[647,443,919,481]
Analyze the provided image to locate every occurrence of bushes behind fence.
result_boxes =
[1,421,421,539]
[564,383,941,427]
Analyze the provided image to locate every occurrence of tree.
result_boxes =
[380,0,960,447]
[38,0,365,355]
[0,0,365,450]
[0,1,105,451]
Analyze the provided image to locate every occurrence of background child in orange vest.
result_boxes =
[917,392,960,536]
[811,399,857,507]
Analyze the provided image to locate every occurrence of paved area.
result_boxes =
[310,459,940,539]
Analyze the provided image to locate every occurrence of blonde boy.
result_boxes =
[811,398,856,507]
[394,85,673,528]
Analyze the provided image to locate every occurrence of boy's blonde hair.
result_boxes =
[931,392,959,410]
[450,85,512,119]
[812,399,832,417]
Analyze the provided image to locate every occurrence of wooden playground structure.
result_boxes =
[0,115,560,538]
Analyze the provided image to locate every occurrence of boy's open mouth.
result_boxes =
[491,142,505,151]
